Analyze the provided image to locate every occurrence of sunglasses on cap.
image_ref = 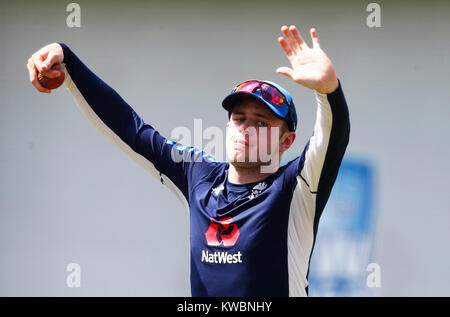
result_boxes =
[227,80,296,131]
[233,80,289,110]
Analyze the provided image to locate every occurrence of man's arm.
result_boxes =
[277,28,349,293]
[26,43,211,208]
[277,25,350,217]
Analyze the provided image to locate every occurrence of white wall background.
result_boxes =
[1,0,449,296]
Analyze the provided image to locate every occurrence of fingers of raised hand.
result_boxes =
[278,36,295,60]
[281,25,308,52]
[310,28,320,48]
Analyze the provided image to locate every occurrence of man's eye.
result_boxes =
[234,118,245,123]
[257,121,267,126]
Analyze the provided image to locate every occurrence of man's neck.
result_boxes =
[227,163,278,185]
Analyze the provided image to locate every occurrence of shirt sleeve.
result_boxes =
[284,81,350,220]
[59,43,220,209]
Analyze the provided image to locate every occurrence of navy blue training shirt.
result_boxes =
[59,43,350,297]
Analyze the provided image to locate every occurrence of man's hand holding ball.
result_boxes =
[27,43,65,93]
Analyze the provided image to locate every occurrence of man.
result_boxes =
[27,25,350,296]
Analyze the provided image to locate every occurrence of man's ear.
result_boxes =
[279,131,296,152]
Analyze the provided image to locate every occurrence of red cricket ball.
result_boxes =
[38,64,66,90]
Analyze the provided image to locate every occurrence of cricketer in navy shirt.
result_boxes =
[29,25,349,297]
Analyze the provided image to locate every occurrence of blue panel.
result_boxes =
[308,158,377,296]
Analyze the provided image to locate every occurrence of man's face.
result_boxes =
[226,98,294,171]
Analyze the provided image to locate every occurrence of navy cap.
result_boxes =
[222,80,298,132]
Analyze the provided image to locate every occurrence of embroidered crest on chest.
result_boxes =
[248,182,268,200]
[212,184,225,196]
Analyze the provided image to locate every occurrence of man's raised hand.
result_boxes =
[276,25,338,94]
